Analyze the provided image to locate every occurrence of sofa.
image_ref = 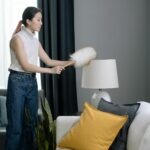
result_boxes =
[56,101,150,150]
[0,89,44,150]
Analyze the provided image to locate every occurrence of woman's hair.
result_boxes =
[22,6,41,26]
[11,7,41,37]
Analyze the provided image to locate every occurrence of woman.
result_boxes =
[5,6,74,150]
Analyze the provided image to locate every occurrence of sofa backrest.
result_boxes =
[0,89,44,99]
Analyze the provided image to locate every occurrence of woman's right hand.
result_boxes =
[48,66,65,74]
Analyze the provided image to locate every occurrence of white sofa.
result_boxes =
[56,101,150,150]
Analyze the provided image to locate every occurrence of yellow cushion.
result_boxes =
[58,102,128,150]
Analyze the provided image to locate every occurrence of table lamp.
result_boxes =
[81,59,119,107]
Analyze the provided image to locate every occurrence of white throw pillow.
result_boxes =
[127,101,150,150]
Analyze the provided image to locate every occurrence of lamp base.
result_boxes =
[91,89,111,108]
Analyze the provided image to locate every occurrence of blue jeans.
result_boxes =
[5,70,38,150]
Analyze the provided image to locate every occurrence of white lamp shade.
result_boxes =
[81,59,119,89]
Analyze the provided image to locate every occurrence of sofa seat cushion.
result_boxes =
[127,101,150,150]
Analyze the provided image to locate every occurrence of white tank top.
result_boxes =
[9,26,39,72]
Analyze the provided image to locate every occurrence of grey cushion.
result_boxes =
[0,96,7,127]
[98,98,140,150]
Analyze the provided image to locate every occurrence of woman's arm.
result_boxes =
[38,43,75,67]
[10,36,64,74]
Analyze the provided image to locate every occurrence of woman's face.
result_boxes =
[27,12,42,32]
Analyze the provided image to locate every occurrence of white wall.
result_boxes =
[74,0,149,110]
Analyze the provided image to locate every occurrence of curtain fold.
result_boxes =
[38,0,78,119]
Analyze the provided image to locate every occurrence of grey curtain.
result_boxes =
[38,0,78,119]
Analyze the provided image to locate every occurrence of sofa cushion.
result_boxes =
[0,96,7,127]
[58,102,128,150]
[98,98,140,150]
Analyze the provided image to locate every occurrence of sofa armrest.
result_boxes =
[127,101,150,150]
[56,116,80,144]
[138,124,150,150]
